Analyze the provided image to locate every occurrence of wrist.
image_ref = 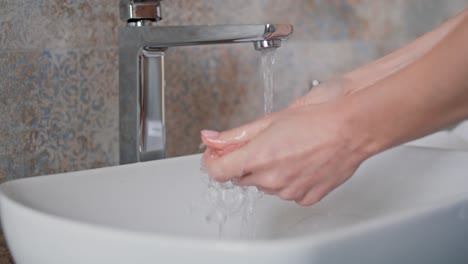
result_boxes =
[339,93,386,162]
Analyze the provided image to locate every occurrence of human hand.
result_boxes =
[201,100,374,206]
[200,77,357,156]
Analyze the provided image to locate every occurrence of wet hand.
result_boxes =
[200,78,357,155]
[201,100,373,206]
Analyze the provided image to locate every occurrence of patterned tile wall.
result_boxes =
[1,0,467,182]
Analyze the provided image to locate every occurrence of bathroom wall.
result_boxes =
[1,0,467,182]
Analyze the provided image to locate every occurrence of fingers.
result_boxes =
[295,185,331,206]
[200,115,273,150]
[236,169,288,194]
[235,166,335,206]
[202,144,251,183]
[213,143,244,156]
[237,171,326,205]
[235,164,321,203]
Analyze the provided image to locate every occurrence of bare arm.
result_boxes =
[201,8,468,206]
[291,8,468,107]
[344,8,468,93]
[349,12,468,154]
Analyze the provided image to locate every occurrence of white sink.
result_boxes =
[1,146,468,264]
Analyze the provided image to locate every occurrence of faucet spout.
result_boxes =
[119,24,293,49]
[119,23,293,164]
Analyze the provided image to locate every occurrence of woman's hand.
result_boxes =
[201,77,357,157]
[200,9,468,207]
[201,99,374,206]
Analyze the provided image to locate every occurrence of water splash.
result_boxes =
[197,173,263,238]
[196,48,277,239]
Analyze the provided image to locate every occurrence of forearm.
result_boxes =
[343,8,468,94]
[347,14,468,155]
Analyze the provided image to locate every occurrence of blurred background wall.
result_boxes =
[1,0,467,182]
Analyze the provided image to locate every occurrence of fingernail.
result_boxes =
[201,130,220,138]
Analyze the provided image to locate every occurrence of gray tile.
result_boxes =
[1,0,467,176]
[0,0,120,50]
[80,48,119,167]
[0,152,26,182]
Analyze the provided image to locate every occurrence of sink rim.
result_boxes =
[1,182,466,251]
[2,146,468,252]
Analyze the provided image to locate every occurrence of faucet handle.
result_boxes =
[120,0,163,25]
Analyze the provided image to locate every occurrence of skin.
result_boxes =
[201,8,468,206]
[291,8,468,108]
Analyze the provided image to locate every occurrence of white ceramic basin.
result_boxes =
[1,146,468,264]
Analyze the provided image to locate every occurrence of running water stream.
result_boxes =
[261,48,276,114]
[197,48,277,238]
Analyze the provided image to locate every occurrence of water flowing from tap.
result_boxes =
[195,48,278,239]
[236,47,277,238]
[261,48,277,114]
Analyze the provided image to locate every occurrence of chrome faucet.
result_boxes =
[119,0,293,164]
